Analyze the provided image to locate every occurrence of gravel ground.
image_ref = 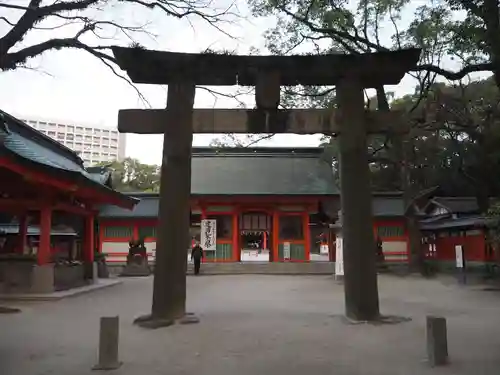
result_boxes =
[1,274,500,375]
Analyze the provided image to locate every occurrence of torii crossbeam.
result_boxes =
[112,46,421,325]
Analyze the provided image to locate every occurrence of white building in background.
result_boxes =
[18,116,126,166]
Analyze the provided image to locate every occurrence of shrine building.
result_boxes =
[98,147,409,265]
[0,110,137,293]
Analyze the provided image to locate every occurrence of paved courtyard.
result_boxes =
[1,274,500,375]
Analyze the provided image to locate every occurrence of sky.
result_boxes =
[0,0,481,165]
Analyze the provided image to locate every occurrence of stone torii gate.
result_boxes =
[112,47,421,326]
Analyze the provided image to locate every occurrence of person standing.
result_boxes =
[191,241,204,275]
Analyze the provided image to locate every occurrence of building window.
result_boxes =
[207,215,232,240]
[279,215,303,240]
[377,225,404,238]
[103,226,133,239]
[138,226,156,239]
[48,131,56,136]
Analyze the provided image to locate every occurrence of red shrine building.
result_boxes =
[415,195,494,271]
[98,147,410,265]
[1,108,494,284]
[0,110,136,293]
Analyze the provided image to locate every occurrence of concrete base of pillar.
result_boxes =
[31,264,55,294]
[334,274,344,283]
[120,262,151,277]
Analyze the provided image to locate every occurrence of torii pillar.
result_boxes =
[112,47,420,325]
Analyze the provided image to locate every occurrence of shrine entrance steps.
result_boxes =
[108,262,336,275]
[188,262,335,275]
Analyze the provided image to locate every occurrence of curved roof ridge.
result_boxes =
[0,110,85,167]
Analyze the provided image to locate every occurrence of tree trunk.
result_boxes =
[476,189,490,213]
[337,80,380,321]
[392,131,424,273]
[376,86,424,274]
[483,0,500,90]
[151,82,195,320]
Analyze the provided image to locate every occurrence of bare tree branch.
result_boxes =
[1,0,237,71]
[277,4,496,83]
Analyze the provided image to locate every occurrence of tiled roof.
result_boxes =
[372,196,405,217]
[190,147,338,195]
[0,110,136,208]
[432,197,480,214]
[99,147,338,218]
[420,216,486,230]
[99,194,159,218]
[87,166,113,187]
[99,192,406,219]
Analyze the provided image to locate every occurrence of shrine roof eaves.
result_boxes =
[112,47,421,87]
[98,193,406,219]
[0,110,138,209]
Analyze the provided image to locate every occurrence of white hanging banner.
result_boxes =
[200,219,217,251]
[335,233,344,276]
[283,242,291,260]
[455,245,464,268]
[320,244,329,255]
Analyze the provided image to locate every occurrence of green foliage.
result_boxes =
[94,158,160,193]
[486,202,500,249]
[317,77,500,208]
[209,134,275,147]
[250,0,500,106]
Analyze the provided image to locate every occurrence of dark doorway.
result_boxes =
[239,212,272,262]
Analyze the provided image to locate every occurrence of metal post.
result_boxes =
[93,316,122,370]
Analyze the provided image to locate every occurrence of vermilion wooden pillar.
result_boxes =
[84,214,95,262]
[232,211,239,262]
[38,207,52,265]
[329,230,335,262]
[133,224,139,241]
[18,214,28,254]
[272,210,279,262]
[304,212,311,262]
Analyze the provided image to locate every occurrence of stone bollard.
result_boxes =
[426,315,448,367]
[93,316,122,371]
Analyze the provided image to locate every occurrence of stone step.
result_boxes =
[187,262,335,275]
[108,262,335,275]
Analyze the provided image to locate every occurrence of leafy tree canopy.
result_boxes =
[95,157,160,192]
